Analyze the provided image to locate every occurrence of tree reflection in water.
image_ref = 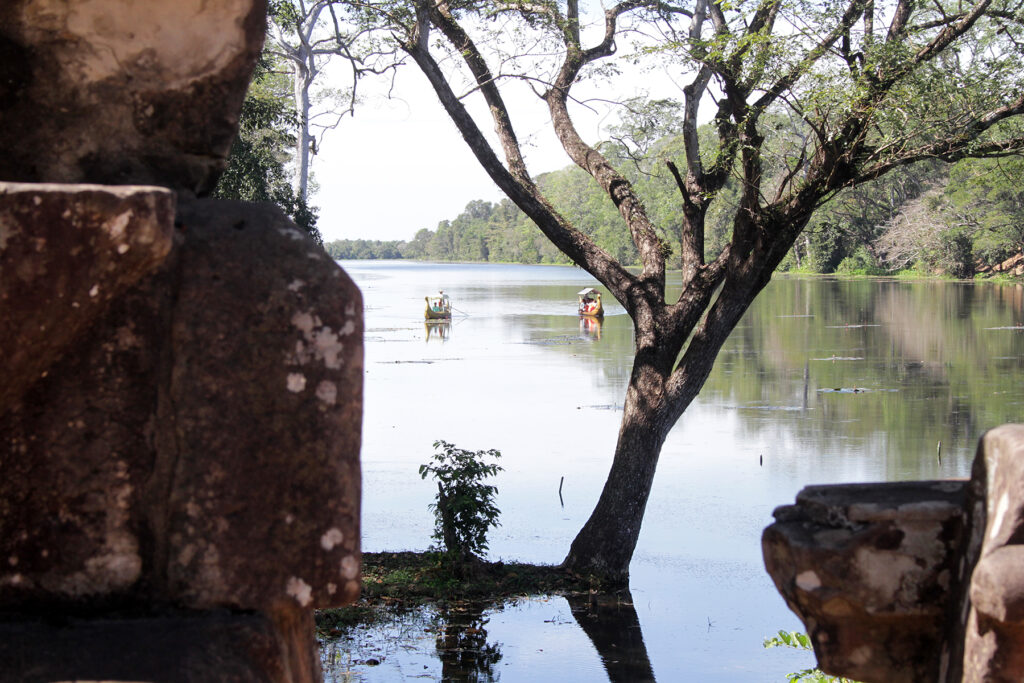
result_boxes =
[434,602,502,682]
[567,590,656,683]
[319,593,656,682]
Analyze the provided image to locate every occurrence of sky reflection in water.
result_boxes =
[325,261,1024,682]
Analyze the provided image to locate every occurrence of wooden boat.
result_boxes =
[577,287,604,318]
[425,291,452,320]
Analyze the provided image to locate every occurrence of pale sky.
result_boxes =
[312,64,572,244]
[309,45,687,244]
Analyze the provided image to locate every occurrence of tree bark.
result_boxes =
[390,0,1024,587]
[294,73,312,203]
[562,357,672,583]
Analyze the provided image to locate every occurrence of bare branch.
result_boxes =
[400,1,638,306]
[430,1,531,182]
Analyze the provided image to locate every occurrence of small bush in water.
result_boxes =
[420,440,502,563]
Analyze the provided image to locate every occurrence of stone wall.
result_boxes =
[764,425,1024,682]
[0,3,361,681]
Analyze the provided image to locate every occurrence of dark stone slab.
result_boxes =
[0,0,266,192]
[163,199,363,609]
[0,199,362,612]
[0,606,318,683]
[0,182,174,416]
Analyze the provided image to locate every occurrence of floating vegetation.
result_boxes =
[817,387,897,394]
[524,335,585,346]
[985,326,1024,331]
[739,404,805,412]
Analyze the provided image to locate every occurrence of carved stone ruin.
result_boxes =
[764,424,1024,682]
[1,2,361,681]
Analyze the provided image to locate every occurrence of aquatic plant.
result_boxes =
[420,441,503,565]
[764,630,859,683]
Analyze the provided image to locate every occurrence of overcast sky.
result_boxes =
[311,63,571,244]
[308,19,693,245]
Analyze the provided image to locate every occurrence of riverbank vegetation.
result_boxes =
[325,144,1024,280]
[345,0,1024,582]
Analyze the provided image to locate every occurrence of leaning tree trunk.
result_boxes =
[562,357,674,583]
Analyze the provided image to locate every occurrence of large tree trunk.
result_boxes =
[562,358,673,583]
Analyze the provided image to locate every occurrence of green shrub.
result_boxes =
[764,630,860,683]
[835,247,887,276]
[420,441,503,564]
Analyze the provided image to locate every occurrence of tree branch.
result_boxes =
[542,0,669,295]
[401,1,638,308]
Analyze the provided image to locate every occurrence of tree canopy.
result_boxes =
[336,0,1024,579]
[213,49,322,242]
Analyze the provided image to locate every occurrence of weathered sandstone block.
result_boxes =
[960,424,1024,682]
[765,425,1024,682]
[0,182,174,415]
[164,199,363,609]
[0,198,362,612]
[763,481,968,682]
[0,0,266,192]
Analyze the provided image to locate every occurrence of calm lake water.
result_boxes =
[322,261,1024,682]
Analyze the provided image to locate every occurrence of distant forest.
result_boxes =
[324,124,1024,277]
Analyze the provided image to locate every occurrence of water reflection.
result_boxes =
[567,590,656,683]
[320,593,657,683]
[338,262,1024,679]
[434,603,502,682]
[579,316,602,340]
[425,321,452,342]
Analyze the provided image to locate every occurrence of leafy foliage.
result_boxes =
[212,49,321,243]
[419,441,503,564]
[324,238,404,259]
[342,134,1024,275]
[764,630,859,683]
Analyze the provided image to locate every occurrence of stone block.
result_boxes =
[0,182,174,416]
[163,199,363,610]
[961,424,1024,682]
[763,481,968,682]
[0,198,361,612]
[0,0,266,192]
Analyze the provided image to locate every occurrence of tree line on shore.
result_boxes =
[326,128,1024,278]
[221,0,1024,584]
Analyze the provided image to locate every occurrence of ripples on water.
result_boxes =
[325,262,1024,682]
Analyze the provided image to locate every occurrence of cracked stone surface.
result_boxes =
[764,425,1024,683]
[0,199,362,612]
[0,0,266,193]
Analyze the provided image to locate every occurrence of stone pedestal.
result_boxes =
[0,2,363,680]
[0,607,317,683]
[764,425,1024,682]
